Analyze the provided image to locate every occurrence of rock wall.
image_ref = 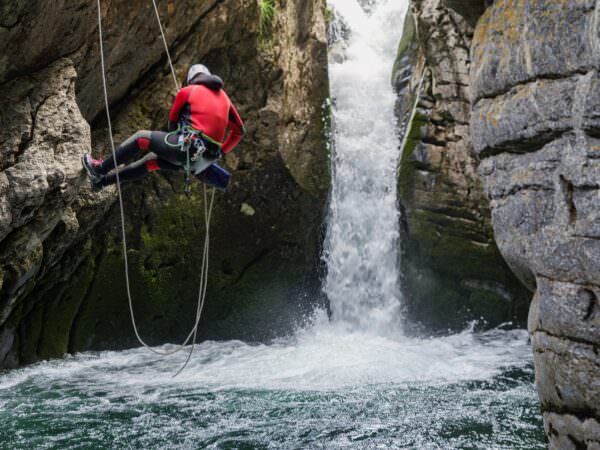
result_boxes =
[0,0,330,368]
[470,1,600,447]
[395,0,529,331]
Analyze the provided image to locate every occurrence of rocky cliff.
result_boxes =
[0,0,330,368]
[394,0,530,331]
[471,1,600,447]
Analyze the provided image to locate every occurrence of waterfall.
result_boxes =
[324,0,408,333]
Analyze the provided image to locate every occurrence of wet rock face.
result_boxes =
[471,1,600,446]
[0,0,330,367]
[395,0,529,330]
[0,60,109,367]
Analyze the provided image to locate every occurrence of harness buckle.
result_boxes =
[191,139,206,162]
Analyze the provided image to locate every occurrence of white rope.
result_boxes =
[96,0,214,366]
[173,185,215,377]
[150,0,180,91]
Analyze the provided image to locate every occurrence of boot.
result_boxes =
[82,154,104,181]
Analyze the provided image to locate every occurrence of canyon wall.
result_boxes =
[0,0,330,368]
[395,0,529,331]
[471,1,600,447]
[398,0,600,444]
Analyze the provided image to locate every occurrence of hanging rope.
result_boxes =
[150,0,180,91]
[173,185,215,377]
[96,0,215,366]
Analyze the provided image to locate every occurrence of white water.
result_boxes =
[323,0,405,332]
[0,316,531,393]
[0,324,542,448]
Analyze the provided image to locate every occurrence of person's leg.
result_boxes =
[148,131,184,165]
[98,153,155,188]
[99,130,154,174]
[97,155,181,190]
[85,130,154,177]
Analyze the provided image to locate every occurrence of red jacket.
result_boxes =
[169,83,244,154]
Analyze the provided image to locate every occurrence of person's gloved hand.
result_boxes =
[204,146,223,160]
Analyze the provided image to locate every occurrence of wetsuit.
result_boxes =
[95,73,244,187]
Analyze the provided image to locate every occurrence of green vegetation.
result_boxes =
[324,7,334,25]
[258,0,275,44]
[392,11,416,86]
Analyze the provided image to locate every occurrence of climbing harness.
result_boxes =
[177,124,221,195]
[96,0,215,375]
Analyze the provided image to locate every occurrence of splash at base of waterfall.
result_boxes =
[0,316,544,449]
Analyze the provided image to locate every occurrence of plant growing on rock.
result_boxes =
[258,0,275,48]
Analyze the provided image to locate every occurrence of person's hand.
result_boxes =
[204,146,223,160]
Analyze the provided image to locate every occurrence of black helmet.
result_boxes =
[187,64,211,84]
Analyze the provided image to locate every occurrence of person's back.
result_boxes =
[180,85,230,142]
[168,66,244,153]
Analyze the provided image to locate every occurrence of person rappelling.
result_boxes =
[82,64,245,192]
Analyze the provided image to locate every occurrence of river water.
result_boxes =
[0,318,543,449]
[0,0,544,448]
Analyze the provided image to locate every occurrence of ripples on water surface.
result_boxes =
[0,320,544,449]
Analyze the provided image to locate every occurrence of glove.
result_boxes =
[204,146,223,160]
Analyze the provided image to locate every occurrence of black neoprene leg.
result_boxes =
[100,155,182,187]
[155,159,182,172]
[149,131,185,165]
[99,130,153,174]
[101,157,151,186]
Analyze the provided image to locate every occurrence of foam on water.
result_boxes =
[0,320,543,449]
[0,316,531,394]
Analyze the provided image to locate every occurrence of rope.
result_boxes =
[174,185,214,377]
[150,0,180,91]
[96,0,215,367]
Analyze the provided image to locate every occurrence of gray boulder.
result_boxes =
[471,1,600,447]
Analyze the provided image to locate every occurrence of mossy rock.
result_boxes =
[392,11,418,90]
[398,87,530,332]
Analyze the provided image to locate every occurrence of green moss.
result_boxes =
[321,98,333,192]
[405,262,521,331]
[18,303,45,365]
[392,11,417,79]
[398,110,427,203]
[401,199,531,329]
[63,176,322,352]
[36,268,92,359]
[397,82,530,331]
[324,7,334,25]
[258,0,276,50]
[69,251,133,352]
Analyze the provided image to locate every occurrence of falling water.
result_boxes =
[324,0,405,332]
